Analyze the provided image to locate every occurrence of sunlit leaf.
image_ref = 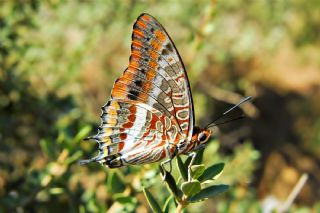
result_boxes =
[194,149,204,165]
[159,165,182,199]
[198,163,225,182]
[66,151,82,164]
[114,194,137,212]
[181,180,201,197]
[107,171,125,194]
[176,156,188,181]
[191,164,205,180]
[49,187,64,195]
[40,139,56,159]
[143,188,162,213]
[187,185,229,202]
[163,195,175,213]
[40,174,52,187]
[113,194,137,204]
[74,126,92,142]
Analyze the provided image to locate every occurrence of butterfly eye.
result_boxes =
[198,132,208,142]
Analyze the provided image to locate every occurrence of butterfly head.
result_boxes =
[191,126,212,148]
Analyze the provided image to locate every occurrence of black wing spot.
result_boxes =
[150,27,155,33]
[134,80,143,87]
[105,154,123,168]
[128,93,138,100]
[161,49,169,55]
[130,90,139,96]
[140,68,146,73]
[165,43,174,52]
[128,90,139,100]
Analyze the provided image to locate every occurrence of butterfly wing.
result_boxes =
[81,99,183,167]
[129,13,195,140]
[81,14,194,167]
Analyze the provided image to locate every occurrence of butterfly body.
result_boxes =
[81,13,213,169]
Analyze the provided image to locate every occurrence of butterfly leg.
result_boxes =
[160,144,178,180]
[187,152,197,182]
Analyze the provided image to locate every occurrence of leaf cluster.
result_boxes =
[143,154,228,212]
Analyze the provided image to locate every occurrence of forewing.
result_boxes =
[112,13,195,140]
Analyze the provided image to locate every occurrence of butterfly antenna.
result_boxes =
[207,114,246,128]
[206,96,252,128]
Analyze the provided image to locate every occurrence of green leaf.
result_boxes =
[49,187,64,195]
[184,155,192,168]
[107,171,125,194]
[113,194,137,212]
[162,195,175,213]
[113,194,137,204]
[194,149,204,165]
[159,165,182,199]
[176,156,188,181]
[191,164,205,180]
[74,126,92,142]
[187,184,229,202]
[181,180,201,197]
[198,163,225,182]
[40,139,56,159]
[143,188,162,213]
[66,150,82,164]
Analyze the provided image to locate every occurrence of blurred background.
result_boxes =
[1,0,320,212]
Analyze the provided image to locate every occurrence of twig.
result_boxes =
[175,197,187,213]
[278,173,308,213]
[176,203,184,213]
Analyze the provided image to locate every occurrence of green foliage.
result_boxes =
[144,155,229,212]
[159,165,183,200]
[188,185,229,203]
[1,0,320,212]
[181,180,201,197]
[190,164,206,180]
[143,188,162,213]
[177,156,188,181]
[162,196,175,213]
[107,171,126,194]
[198,162,224,182]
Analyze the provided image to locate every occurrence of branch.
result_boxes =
[278,173,308,213]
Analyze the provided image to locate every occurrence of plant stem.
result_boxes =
[176,196,188,213]
[175,202,184,213]
[278,173,308,213]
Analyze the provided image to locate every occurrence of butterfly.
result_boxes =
[80,13,251,180]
